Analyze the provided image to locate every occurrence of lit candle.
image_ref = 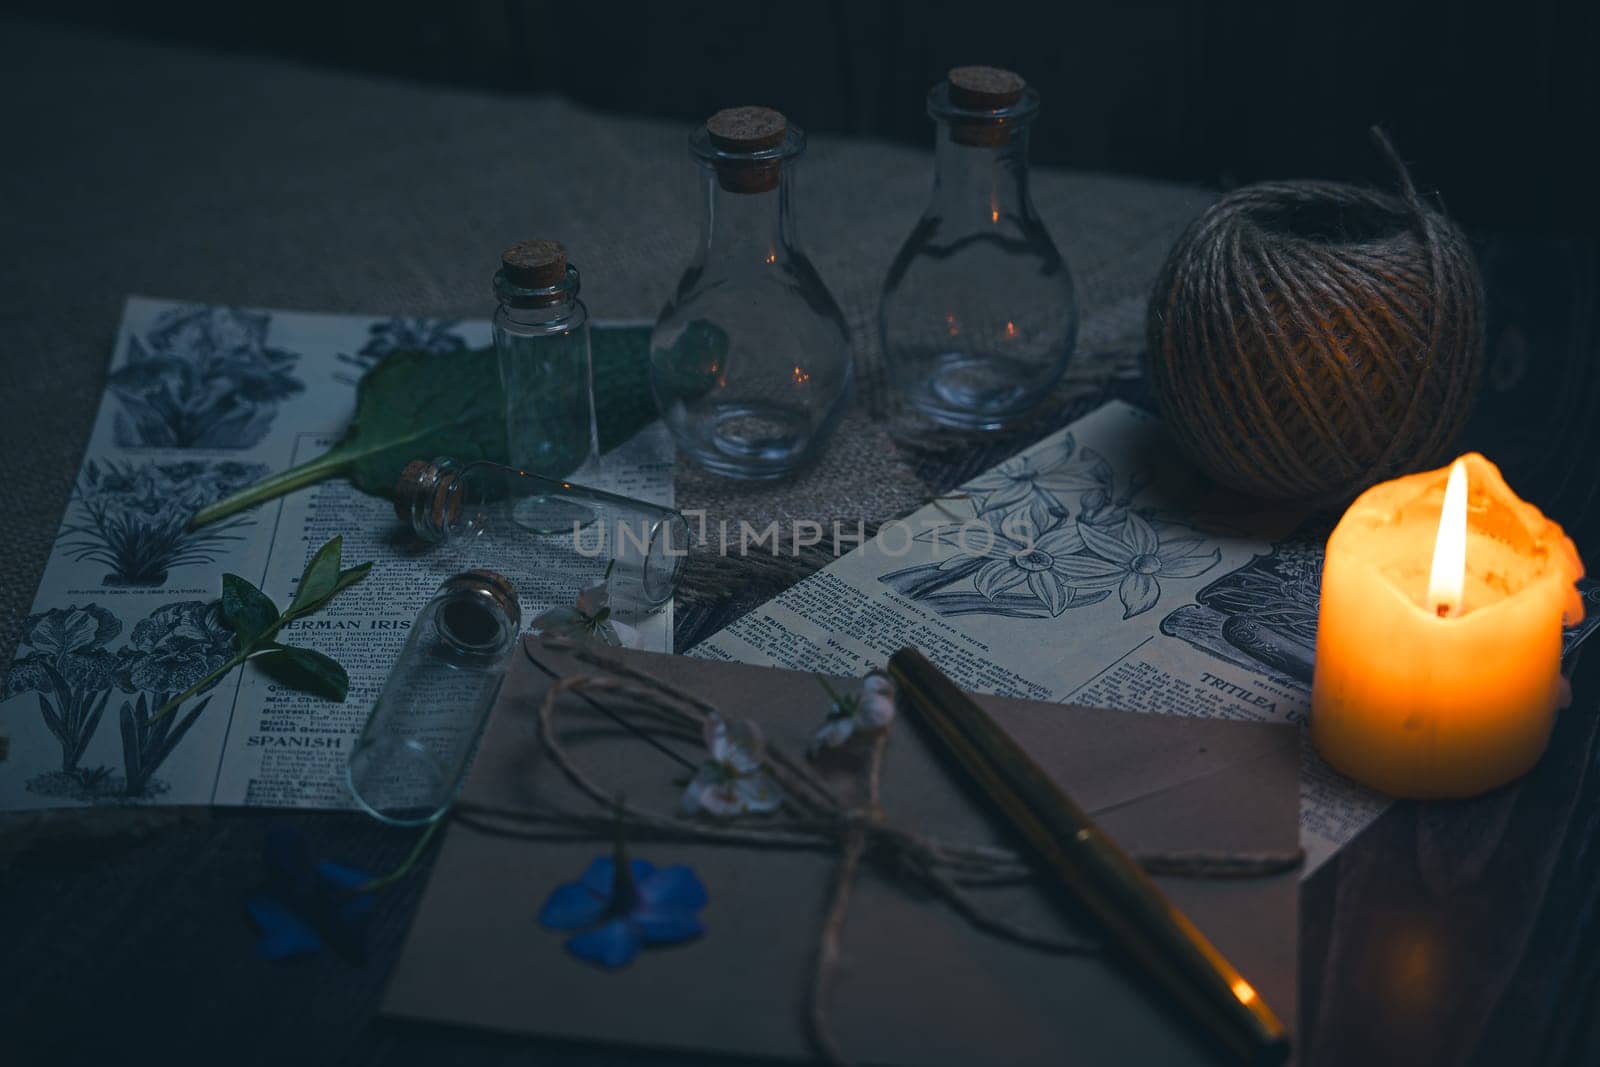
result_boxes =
[1311,454,1585,798]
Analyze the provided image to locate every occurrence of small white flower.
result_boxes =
[681,714,782,817]
[809,672,896,756]
[531,577,637,648]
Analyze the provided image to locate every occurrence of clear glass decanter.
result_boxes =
[650,106,852,479]
[880,66,1078,430]
[494,239,598,529]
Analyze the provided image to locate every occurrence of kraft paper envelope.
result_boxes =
[383,641,1300,1065]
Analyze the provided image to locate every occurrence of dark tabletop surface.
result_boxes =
[4,17,1600,1067]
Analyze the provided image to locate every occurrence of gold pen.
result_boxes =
[887,647,1290,1066]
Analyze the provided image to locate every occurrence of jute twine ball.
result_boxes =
[1145,136,1485,502]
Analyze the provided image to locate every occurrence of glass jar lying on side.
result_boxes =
[393,457,691,619]
[346,569,521,826]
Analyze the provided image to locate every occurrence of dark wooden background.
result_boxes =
[6,0,1597,237]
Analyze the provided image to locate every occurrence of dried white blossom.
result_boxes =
[530,577,638,648]
[809,672,896,756]
[681,714,782,817]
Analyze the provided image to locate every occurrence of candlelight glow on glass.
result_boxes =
[1311,454,1585,798]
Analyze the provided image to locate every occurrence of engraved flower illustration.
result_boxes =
[962,433,1111,535]
[109,305,304,448]
[1056,512,1221,619]
[910,512,1109,617]
[4,604,122,779]
[114,601,236,696]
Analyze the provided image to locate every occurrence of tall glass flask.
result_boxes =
[650,106,852,479]
[880,67,1078,430]
[494,239,598,529]
[346,570,520,825]
[394,457,690,618]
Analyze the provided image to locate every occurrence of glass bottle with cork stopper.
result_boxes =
[494,238,599,529]
[392,456,690,618]
[346,568,521,825]
[880,66,1079,430]
[649,106,852,480]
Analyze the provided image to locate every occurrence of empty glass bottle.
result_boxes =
[494,238,598,529]
[880,66,1078,430]
[650,106,852,480]
[346,569,520,825]
[394,457,690,618]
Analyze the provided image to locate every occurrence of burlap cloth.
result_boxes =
[0,16,1214,670]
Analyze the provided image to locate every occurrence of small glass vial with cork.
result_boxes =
[394,457,690,619]
[650,106,853,479]
[494,238,599,528]
[880,66,1078,430]
[346,569,521,826]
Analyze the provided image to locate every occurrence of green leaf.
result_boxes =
[331,562,374,598]
[287,536,344,616]
[253,645,350,702]
[343,347,509,496]
[221,573,279,641]
[592,325,656,454]
[189,325,656,528]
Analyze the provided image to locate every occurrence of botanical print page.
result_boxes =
[1,296,671,811]
[696,401,1373,874]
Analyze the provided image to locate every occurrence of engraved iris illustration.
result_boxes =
[108,305,305,449]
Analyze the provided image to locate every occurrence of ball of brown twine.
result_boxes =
[1145,130,1485,503]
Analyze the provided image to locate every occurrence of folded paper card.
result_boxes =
[383,640,1300,1065]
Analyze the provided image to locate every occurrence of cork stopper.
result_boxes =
[944,66,1029,148]
[393,458,461,537]
[947,66,1026,110]
[705,106,787,151]
[441,568,521,637]
[500,239,567,289]
[703,106,787,194]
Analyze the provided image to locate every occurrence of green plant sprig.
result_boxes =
[151,535,372,724]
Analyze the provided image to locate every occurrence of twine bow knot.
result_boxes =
[455,639,1301,1065]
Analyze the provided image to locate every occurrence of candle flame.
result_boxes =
[1427,459,1468,617]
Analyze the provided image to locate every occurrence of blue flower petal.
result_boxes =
[246,894,323,960]
[538,882,609,931]
[636,865,708,912]
[577,855,615,895]
[576,854,655,897]
[317,860,375,893]
[631,907,705,946]
[313,861,377,958]
[566,918,641,969]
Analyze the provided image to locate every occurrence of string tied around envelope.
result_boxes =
[452,638,1303,1066]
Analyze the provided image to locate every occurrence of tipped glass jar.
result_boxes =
[346,569,520,826]
[650,106,852,480]
[394,457,690,619]
[880,66,1078,430]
